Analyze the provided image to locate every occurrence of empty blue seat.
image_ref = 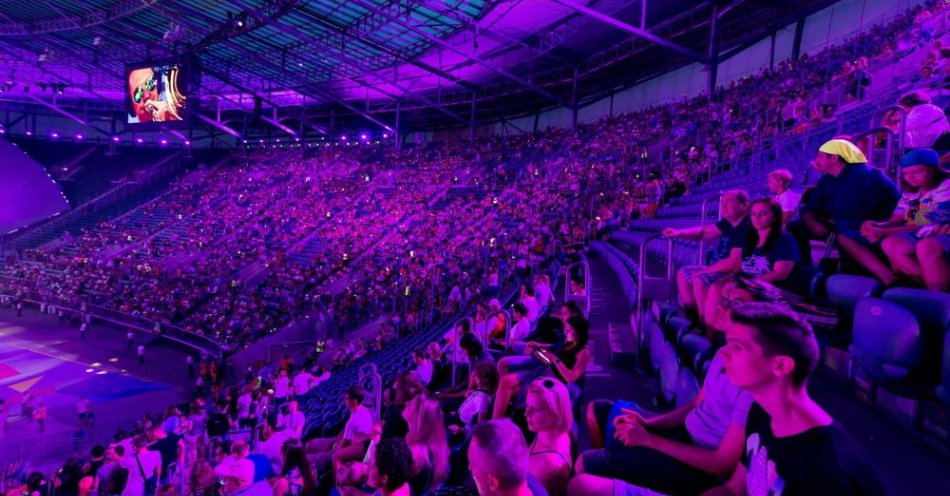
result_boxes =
[680,332,714,374]
[826,275,882,311]
[657,339,681,406]
[882,289,950,392]
[851,298,922,393]
[676,368,701,407]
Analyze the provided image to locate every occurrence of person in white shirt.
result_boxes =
[306,386,374,471]
[897,90,950,148]
[533,275,554,310]
[767,169,802,224]
[508,303,531,346]
[413,351,434,385]
[277,401,306,439]
[520,286,540,323]
[121,436,162,496]
[292,370,315,397]
[273,369,291,406]
[256,420,293,468]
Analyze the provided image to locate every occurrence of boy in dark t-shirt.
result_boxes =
[706,302,884,496]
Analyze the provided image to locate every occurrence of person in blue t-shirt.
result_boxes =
[787,139,900,282]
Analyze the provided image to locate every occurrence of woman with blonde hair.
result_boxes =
[401,392,449,494]
[525,378,574,496]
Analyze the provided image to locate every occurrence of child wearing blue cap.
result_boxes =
[864,148,950,290]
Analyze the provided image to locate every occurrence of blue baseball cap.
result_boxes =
[900,148,940,168]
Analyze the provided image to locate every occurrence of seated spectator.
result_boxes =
[766,169,801,224]
[403,392,449,494]
[498,316,566,376]
[787,139,900,282]
[367,439,414,496]
[706,303,884,495]
[468,419,549,496]
[525,379,573,496]
[213,440,254,487]
[277,401,306,439]
[493,315,590,419]
[702,198,803,333]
[533,275,554,310]
[666,190,752,323]
[895,90,950,151]
[413,350,434,386]
[572,301,753,495]
[503,303,531,348]
[519,285,541,323]
[271,439,317,496]
[870,149,950,289]
[442,360,497,437]
[305,387,373,471]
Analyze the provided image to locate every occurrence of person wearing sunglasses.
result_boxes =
[857,148,950,288]
[127,68,158,123]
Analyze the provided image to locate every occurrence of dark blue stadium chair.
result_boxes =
[851,298,922,395]
[680,332,714,375]
[826,274,883,311]
[665,316,692,345]
[655,338,680,407]
[882,289,950,386]
[675,368,701,408]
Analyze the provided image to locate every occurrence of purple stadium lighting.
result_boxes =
[185,141,191,146]
[25,131,32,136]
[50,132,59,139]
[112,136,120,142]
[160,139,168,145]
[383,133,389,138]
[360,134,368,140]
[341,135,347,140]
[75,134,83,140]
[136,138,144,144]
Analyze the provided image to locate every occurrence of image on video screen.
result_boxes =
[127,64,188,124]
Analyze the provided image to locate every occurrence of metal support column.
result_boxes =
[706,4,720,100]
[395,103,402,152]
[470,92,476,142]
[571,66,579,132]
[792,19,805,61]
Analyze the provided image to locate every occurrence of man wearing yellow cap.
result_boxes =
[787,139,900,282]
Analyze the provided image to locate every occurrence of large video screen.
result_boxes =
[126,61,194,126]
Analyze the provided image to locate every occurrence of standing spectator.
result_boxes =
[276,401,306,439]
[787,140,900,282]
[292,368,315,397]
[80,322,88,340]
[127,332,135,349]
[121,436,162,496]
[138,344,146,365]
[766,169,801,224]
[34,401,47,432]
[76,396,92,427]
[186,356,195,378]
[273,369,291,407]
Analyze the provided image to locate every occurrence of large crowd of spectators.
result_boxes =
[2,2,949,496]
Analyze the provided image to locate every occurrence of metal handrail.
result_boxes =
[853,126,898,178]
[697,194,723,264]
[450,316,475,387]
[635,233,674,337]
[873,104,907,158]
[359,363,383,421]
[563,260,591,317]
[487,308,513,350]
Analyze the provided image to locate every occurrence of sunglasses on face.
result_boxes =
[133,77,157,104]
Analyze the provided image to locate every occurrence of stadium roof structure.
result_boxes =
[0,0,837,137]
